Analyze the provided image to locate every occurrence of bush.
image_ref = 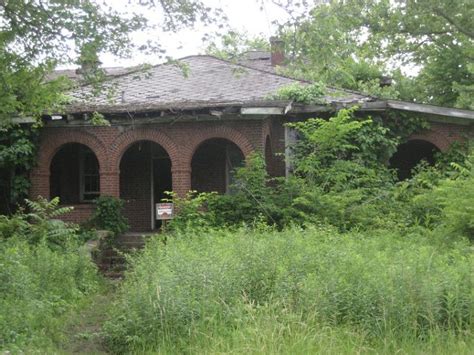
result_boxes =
[90,196,128,239]
[104,226,473,353]
[0,197,83,250]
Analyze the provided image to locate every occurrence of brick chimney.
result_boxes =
[270,37,285,67]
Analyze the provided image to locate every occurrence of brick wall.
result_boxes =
[30,118,266,229]
[29,115,471,230]
[409,122,470,151]
[60,204,95,224]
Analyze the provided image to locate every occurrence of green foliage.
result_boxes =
[90,196,128,239]
[104,226,473,353]
[89,111,110,126]
[289,108,369,171]
[273,82,326,104]
[166,108,470,233]
[0,197,84,251]
[167,154,276,229]
[165,191,219,230]
[276,0,474,108]
[205,30,270,60]
[0,198,100,350]
[0,123,39,212]
[0,238,100,351]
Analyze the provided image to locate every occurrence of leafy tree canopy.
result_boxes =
[269,0,473,108]
[205,30,270,60]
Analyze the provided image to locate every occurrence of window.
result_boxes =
[80,147,100,201]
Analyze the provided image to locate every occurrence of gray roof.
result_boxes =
[48,67,134,82]
[237,51,276,73]
[68,55,370,113]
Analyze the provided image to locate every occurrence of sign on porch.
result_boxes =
[156,203,174,220]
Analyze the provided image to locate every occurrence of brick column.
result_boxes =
[100,171,120,197]
[171,168,191,198]
[29,170,50,200]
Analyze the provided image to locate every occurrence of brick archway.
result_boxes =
[184,126,254,170]
[37,130,108,175]
[110,128,184,172]
[409,129,451,152]
[30,130,107,200]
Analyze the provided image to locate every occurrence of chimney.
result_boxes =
[270,37,285,67]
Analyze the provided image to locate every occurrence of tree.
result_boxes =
[205,30,270,60]
[272,0,473,108]
[359,0,474,108]
[0,0,225,213]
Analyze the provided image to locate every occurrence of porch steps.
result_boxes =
[95,232,157,278]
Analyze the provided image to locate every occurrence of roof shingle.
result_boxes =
[69,55,370,113]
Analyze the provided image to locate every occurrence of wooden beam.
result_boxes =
[387,100,474,120]
[241,107,286,115]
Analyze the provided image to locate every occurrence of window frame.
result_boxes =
[79,147,100,202]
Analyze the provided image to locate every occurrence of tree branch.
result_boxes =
[433,8,474,40]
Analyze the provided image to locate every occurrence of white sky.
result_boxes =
[99,0,291,68]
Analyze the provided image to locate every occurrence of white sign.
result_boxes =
[156,203,174,220]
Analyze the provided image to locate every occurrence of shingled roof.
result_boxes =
[67,55,371,114]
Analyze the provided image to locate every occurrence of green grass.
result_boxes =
[103,225,474,354]
[0,238,100,351]
[1,225,472,354]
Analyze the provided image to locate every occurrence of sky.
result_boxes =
[99,0,291,68]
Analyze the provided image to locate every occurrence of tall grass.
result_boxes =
[104,225,473,353]
[0,238,100,350]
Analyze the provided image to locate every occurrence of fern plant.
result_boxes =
[0,197,80,250]
[24,197,79,249]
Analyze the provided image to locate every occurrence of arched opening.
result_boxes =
[389,139,440,180]
[50,143,100,204]
[265,135,273,177]
[119,141,172,231]
[191,138,245,193]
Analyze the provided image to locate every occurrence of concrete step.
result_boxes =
[94,231,157,278]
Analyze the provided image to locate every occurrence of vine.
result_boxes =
[0,122,40,214]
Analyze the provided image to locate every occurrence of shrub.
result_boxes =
[90,196,128,239]
[165,191,220,230]
[0,197,81,250]
[273,82,326,104]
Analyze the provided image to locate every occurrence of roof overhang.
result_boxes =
[386,100,474,121]
[39,98,474,126]
[240,99,474,123]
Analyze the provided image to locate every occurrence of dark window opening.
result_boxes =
[50,143,100,204]
[389,140,440,180]
[191,138,244,194]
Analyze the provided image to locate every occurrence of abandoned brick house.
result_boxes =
[28,43,474,232]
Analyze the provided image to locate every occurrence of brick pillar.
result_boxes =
[171,168,191,198]
[100,171,120,197]
[29,170,50,200]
